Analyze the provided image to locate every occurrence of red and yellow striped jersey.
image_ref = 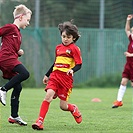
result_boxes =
[53,43,82,72]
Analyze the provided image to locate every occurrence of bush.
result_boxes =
[75,73,131,88]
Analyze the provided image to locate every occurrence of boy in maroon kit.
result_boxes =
[112,14,133,108]
[0,4,32,125]
[32,21,82,130]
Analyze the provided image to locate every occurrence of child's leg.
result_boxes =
[32,100,50,130]
[8,83,27,126]
[32,89,55,130]
[0,64,29,106]
[34,89,55,119]
[59,100,74,112]
[10,83,22,117]
[117,78,128,101]
[112,78,128,108]
[60,100,82,124]
[38,89,55,122]
[112,85,126,108]
[37,100,50,122]
[117,84,126,101]
[1,64,29,92]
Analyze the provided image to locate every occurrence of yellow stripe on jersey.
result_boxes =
[66,88,72,101]
[55,56,74,65]
[53,56,75,72]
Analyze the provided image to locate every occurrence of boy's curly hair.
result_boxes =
[58,20,81,42]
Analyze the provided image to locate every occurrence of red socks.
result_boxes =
[38,100,50,122]
[37,102,74,122]
[67,104,74,112]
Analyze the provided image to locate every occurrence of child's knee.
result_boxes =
[22,71,30,80]
[45,95,53,103]
[60,105,65,110]
[121,79,128,86]
[24,71,30,79]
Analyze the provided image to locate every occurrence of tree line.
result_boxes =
[0,0,133,28]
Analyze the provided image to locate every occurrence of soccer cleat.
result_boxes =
[71,104,82,124]
[8,116,27,126]
[32,119,44,130]
[112,100,123,108]
[0,89,6,106]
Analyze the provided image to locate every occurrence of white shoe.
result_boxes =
[8,116,27,126]
[0,89,6,106]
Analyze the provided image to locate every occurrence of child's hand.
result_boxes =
[18,49,24,56]
[67,69,74,76]
[124,51,133,57]
[43,75,49,84]
[127,15,133,21]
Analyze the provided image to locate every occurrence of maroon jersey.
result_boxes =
[126,34,133,63]
[0,24,22,79]
[122,34,133,81]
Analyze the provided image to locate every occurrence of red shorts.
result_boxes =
[122,62,133,81]
[45,70,73,101]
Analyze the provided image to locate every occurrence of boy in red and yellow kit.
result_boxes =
[32,21,82,130]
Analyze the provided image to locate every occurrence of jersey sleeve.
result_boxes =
[129,34,132,41]
[72,45,82,65]
[0,25,12,37]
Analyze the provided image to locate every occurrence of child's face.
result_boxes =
[61,31,75,45]
[19,13,31,29]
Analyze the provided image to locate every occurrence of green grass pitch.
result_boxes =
[0,88,132,133]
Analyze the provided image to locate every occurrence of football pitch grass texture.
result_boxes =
[0,88,132,133]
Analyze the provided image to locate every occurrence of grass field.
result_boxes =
[0,87,132,133]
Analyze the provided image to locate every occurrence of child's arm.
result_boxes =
[67,64,82,76]
[43,64,54,84]
[124,51,133,57]
[125,15,132,37]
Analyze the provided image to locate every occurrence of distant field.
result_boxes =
[0,88,132,133]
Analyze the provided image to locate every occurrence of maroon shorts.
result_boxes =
[122,62,133,81]
[0,59,21,79]
[45,70,73,101]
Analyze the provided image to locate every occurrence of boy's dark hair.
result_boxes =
[58,20,80,42]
